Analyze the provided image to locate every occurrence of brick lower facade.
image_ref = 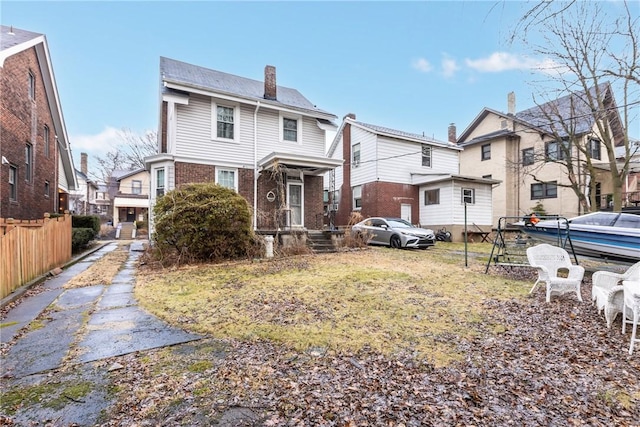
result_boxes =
[0,46,58,219]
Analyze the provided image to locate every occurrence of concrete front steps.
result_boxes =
[307,230,337,253]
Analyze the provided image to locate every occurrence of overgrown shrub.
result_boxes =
[342,211,371,248]
[152,183,256,264]
[72,228,95,252]
[72,215,100,235]
[134,220,148,230]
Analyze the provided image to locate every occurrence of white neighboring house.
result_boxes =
[145,58,341,235]
[69,168,98,215]
[112,169,149,227]
[326,114,499,241]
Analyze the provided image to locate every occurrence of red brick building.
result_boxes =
[0,25,77,219]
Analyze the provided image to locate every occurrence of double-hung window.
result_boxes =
[28,71,35,100]
[131,180,142,195]
[522,147,534,166]
[352,143,361,168]
[9,165,17,200]
[283,118,298,142]
[44,125,50,158]
[546,139,570,161]
[422,144,432,167]
[352,185,362,209]
[531,181,558,199]
[25,143,33,182]
[156,168,165,197]
[44,181,50,198]
[216,168,237,191]
[215,105,235,140]
[588,139,601,160]
[481,144,491,161]
[462,188,475,204]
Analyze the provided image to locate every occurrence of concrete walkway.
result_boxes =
[1,241,201,379]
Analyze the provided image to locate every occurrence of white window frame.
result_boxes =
[9,165,17,200]
[156,168,165,197]
[352,185,362,210]
[44,180,50,198]
[211,100,239,142]
[279,112,303,143]
[28,71,35,100]
[352,143,361,168]
[25,143,33,182]
[462,188,475,204]
[216,167,238,191]
[422,144,432,167]
[131,180,142,195]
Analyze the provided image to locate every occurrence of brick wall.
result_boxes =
[304,175,324,229]
[336,121,352,226]
[174,162,215,187]
[0,46,57,219]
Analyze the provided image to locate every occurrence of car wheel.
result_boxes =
[390,235,402,249]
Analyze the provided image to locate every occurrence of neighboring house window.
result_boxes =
[352,143,361,168]
[283,118,298,142]
[25,143,33,182]
[216,105,235,140]
[531,181,558,199]
[9,165,17,200]
[462,188,475,204]
[481,144,491,161]
[131,180,142,195]
[44,181,50,198]
[546,139,570,161]
[352,185,362,210]
[424,189,439,205]
[28,71,35,100]
[588,139,601,160]
[44,125,50,158]
[422,144,432,167]
[216,168,237,191]
[522,147,534,166]
[156,168,165,197]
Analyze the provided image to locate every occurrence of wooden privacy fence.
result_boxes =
[0,213,72,300]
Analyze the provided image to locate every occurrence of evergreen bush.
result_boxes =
[72,228,95,252]
[152,183,256,264]
[72,215,100,235]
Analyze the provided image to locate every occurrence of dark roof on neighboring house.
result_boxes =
[0,25,41,51]
[458,129,517,147]
[113,168,147,181]
[160,57,336,119]
[353,121,457,148]
[515,83,611,137]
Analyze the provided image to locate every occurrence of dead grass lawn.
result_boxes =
[136,245,529,366]
[64,245,130,289]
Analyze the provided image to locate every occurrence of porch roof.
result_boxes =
[258,152,343,176]
[410,173,501,186]
[113,197,149,208]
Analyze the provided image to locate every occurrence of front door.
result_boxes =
[401,204,412,224]
[287,183,303,227]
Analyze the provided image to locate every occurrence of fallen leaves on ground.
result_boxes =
[63,246,130,289]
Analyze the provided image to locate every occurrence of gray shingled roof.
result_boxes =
[353,120,456,148]
[160,57,335,118]
[458,129,516,147]
[1,25,42,51]
[515,84,610,137]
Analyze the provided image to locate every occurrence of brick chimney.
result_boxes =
[508,91,516,115]
[81,152,88,175]
[264,65,277,100]
[448,123,456,143]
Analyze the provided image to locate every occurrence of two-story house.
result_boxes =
[112,169,149,227]
[69,153,99,215]
[145,58,341,235]
[0,25,77,220]
[457,85,625,226]
[327,114,498,241]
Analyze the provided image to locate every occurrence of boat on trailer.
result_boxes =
[518,212,640,261]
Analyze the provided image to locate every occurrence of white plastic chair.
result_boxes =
[526,243,585,303]
[592,262,640,328]
[622,281,640,355]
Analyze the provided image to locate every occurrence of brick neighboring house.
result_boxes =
[326,114,499,241]
[145,58,341,234]
[457,84,627,226]
[0,25,77,219]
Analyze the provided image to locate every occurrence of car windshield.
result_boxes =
[386,219,413,228]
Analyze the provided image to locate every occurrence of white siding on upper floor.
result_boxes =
[58,154,68,191]
[350,126,377,186]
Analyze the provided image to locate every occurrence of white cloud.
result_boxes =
[464,51,564,75]
[70,126,121,166]
[441,56,460,78]
[412,58,433,73]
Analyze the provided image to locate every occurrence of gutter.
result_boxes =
[254,101,261,230]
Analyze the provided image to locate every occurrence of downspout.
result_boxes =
[253,101,261,230]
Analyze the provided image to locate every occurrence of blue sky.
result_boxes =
[2,1,638,169]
